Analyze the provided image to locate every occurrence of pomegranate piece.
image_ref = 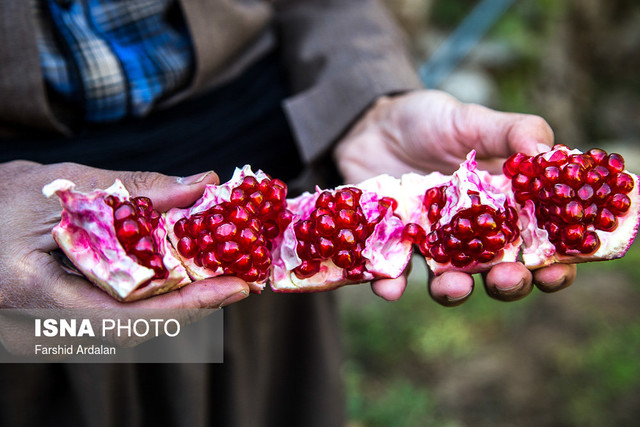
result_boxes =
[505,144,640,267]
[165,166,292,293]
[270,182,412,292]
[43,179,190,301]
[399,151,522,275]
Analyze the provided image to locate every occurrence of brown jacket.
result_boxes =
[0,0,421,164]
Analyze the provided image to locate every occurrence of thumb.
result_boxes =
[119,170,219,212]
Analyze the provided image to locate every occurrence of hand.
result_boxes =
[334,90,576,305]
[0,160,249,355]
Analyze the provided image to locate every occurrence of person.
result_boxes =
[0,0,576,425]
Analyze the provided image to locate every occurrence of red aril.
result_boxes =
[505,144,640,267]
[43,179,190,301]
[166,166,292,293]
[398,151,522,274]
[270,182,412,292]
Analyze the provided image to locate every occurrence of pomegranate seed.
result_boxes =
[561,163,584,188]
[451,252,472,268]
[552,184,575,202]
[588,148,607,164]
[547,149,568,166]
[267,186,286,203]
[242,267,261,282]
[379,197,398,212]
[213,222,237,240]
[202,251,220,270]
[238,228,259,249]
[423,187,444,208]
[336,228,356,248]
[295,220,313,241]
[306,243,322,260]
[444,235,463,251]
[453,217,474,239]
[232,254,253,273]
[114,202,136,221]
[259,201,276,218]
[316,191,335,209]
[205,213,225,230]
[317,237,336,258]
[316,214,337,237]
[610,172,634,194]
[216,241,241,263]
[430,244,450,263]
[595,183,612,202]
[294,260,320,279]
[248,218,262,233]
[132,236,155,258]
[104,195,118,207]
[504,152,528,178]
[402,223,426,245]
[477,250,496,263]
[466,238,484,254]
[514,191,533,204]
[198,231,216,251]
[229,188,246,205]
[579,231,600,254]
[249,191,264,207]
[484,231,507,251]
[116,219,140,242]
[239,176,258,191]
[335,189,358,210]
[608,193,631,215]
[605,153,625,174]
[512,173,530,191]
[332,250,355,269]
[475,212,497,233]
[177,236,198,258]
[595,208,617,231]
[583,203,598,223]
[427,203,442,223]
[187,216,205,236]
[345,264,366,281]
[562,201,584,223]
[569,154,595,170]
[519,158,537,177]
[546,222,560,241]
[263,220,280,240]
[354,223,369,241]
[276,210,294,230]
[244,202,258,215]
[577,185,594,203]
[585,170,603,186]
[563,223,584,243]
[529,178,543,193]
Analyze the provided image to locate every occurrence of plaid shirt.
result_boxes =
[36,0,194,122]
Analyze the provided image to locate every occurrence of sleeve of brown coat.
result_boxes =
[275,0,424,164]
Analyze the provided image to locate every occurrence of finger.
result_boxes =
[371,276,408,301]
[119,170,219,211]
[429,271,474,307]
[456,104,555,162]
[533,263,577,293]
[482,262,533,302]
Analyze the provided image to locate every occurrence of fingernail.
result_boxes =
[497,279,524,294]
[446,288,473,303]
[178,171,214,185]
[218,290,248,308]
[536,143,551,154]
[539,278,565,289]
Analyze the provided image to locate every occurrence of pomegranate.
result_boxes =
[43,179,191,301]
[504,144,640,268]
[270,184,412,292]
[397,151,522,274]
[165,166,293,293]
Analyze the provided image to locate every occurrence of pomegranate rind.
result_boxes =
[518,146,640,268]
[165,165,271,292]
[43,179,191,301]
[270,184,412,292]
[401,151,522,275]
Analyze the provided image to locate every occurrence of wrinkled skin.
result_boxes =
[0,161,249,354]
[335,90,577,305]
